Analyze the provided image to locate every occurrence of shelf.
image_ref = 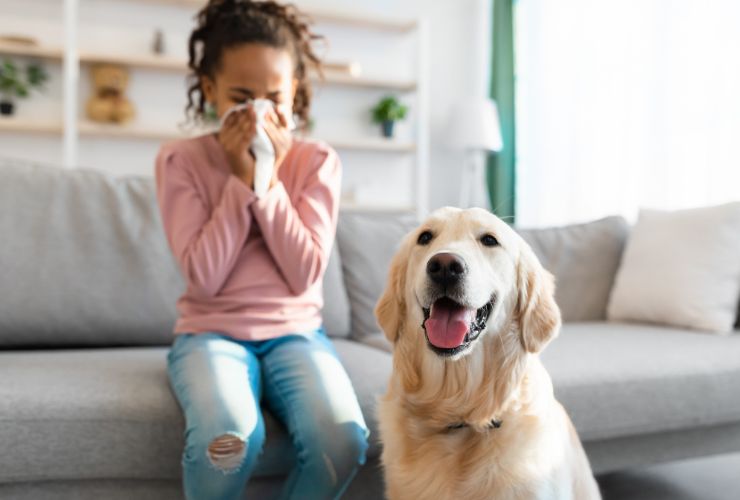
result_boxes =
[78,121,416,152]
[1,118,416,153]
[0,42,416,90]
[0,40,188,73]
[0,40,63,61]
[314,73,416,92]
[306,8,417,33]
[0,118,190,140]
[0,117,62,135]
[79,51,187,72]
[340,203,415,214]
[78,120,191,140]
[79,120,416,153]
[325,137,416,153]
[124,1,418,32]
[78,122,416,153]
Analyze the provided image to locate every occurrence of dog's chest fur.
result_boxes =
[380,396,571,500]
[379,353,574,500]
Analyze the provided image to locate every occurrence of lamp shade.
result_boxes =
[446,97,503,151]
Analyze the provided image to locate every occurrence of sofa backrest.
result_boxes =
[335,211,420,341]
[333,212,632,340]
[0,162,181,347]
[517,216,630,322]
[0,159,658,347]
[0,161,350,347]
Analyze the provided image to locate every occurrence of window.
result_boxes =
[515,0,740,227]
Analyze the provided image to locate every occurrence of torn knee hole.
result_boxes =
[207,434,247,471]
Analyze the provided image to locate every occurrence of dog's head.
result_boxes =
[375,207,560,361]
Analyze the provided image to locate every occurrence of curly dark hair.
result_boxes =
[185,0,323,127]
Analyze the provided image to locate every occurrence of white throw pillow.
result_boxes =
[607,202,740,333]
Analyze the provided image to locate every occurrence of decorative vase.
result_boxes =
[0,101,14,116]
[381,120,395,138]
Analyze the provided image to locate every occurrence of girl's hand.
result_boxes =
[217,106,257,187]
[262,107,293,189]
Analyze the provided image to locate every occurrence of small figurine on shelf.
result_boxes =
[152,28,166,55]
[371,95,408,138]
[0,59,48,116]
[86,64,135,124]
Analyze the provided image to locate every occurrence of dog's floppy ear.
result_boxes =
[375,243,410,344]
[516,243,561,353]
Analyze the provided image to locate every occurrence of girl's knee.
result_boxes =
[301,423,369,475]
[206,433,248,473]
[186,425,266,474]
[181,428,265,500]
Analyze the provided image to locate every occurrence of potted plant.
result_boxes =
[372,96,408,138]
[0,59,49,116]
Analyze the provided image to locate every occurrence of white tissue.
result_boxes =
[219,99,295,198]
[250,99,275,197]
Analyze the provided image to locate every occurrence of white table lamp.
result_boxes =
[446,98,503,208]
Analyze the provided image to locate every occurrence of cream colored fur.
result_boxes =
[375,207,601,500]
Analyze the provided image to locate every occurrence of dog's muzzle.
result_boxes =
[421,295,495,357]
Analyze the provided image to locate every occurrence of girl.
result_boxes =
[154,1,368,498]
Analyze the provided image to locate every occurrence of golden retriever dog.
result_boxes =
[375,207,601,500]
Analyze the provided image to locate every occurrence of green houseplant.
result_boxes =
[0,59,49,116]
[372,95,408,138]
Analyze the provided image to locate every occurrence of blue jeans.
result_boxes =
[167,328,369,500]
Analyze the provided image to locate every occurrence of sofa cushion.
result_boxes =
[360,321,740,442]
[336,211,419,341]
[0,162,183,347]
[0,161,351,345]
[337,209,419,340]
[322,246,351,338]
[607,203,740,333]
[542,322,740,441]
[0,339,390,483]
[517,216,629,322]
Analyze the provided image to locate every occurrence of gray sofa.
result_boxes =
[1,161,739,500]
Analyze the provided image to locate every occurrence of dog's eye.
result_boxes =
[480,234,499,247]
[417,230,434,245]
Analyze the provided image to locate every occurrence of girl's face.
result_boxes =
[202,43,298,119]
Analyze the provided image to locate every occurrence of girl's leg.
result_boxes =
[167,332,265,500]
[260,329,369,500]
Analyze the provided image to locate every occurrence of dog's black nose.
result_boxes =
[426,252,467,286]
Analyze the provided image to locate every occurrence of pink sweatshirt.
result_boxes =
[155,133,341,341]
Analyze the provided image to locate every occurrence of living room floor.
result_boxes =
[598,452,740,500]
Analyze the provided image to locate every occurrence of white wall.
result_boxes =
[0,0,490,211]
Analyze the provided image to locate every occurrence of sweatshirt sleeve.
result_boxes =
[155,146,257,298]
[250,144,341,295]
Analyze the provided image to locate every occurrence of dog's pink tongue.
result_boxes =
[425,300,475,349]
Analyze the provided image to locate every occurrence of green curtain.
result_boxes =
[487,0,516,221]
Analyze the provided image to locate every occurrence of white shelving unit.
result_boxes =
[0,0,429,216]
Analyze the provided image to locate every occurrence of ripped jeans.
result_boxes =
[167,328,369,500]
